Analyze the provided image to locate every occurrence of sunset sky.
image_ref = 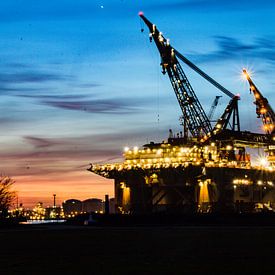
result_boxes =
[1,0,275,208]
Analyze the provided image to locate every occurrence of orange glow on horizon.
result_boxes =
[13,171,113,208]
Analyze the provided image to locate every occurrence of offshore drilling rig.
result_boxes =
[89,14,275,214]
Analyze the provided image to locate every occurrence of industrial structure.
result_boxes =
[89,14,275,214]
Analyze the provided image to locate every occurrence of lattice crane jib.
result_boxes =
[243,69,275,136]
[208,96,222,121]
[243,69,275,165]
[139,14,212,138]
[200,96,240,143]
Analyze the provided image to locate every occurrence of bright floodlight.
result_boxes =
[242,68,249,79]
[138,11,144,16]
[259,157,269,168]
[242,68,253,80]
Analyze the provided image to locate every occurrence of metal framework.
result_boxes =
[243,69,275,135]
[174,50,235,98]
[88,15,275,215]
[140,14,212,137]
[243,69,275,165]
[201,96,240,143]
[208,96,222,121]
[140,14,240,139]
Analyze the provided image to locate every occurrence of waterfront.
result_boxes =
[19,219,66,225]
[1,224,274,274]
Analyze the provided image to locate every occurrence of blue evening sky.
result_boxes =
[1,0,275,207]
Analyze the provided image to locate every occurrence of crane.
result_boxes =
[243,69,275,135]
[243,69,275,166]
[200,95,240,143]
[208,96,222,121]
[173,50,235,99]
[139,13,211,138]
[139,13,240,140]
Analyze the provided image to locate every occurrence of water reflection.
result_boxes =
[20,219,66,225]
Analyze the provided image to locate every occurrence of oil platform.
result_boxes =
[89,14,275,214]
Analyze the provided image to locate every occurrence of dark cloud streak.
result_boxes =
[0,71,72,84]
[0,61,100,97]
[190,36,275,65]
[24,136,62,149]
[41,97,148,114]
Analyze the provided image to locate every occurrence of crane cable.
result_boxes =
[140,17,161,128]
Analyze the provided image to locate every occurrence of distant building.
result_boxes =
[82,198,103,213]
[109,198,115,214]
[62,199,82,216]
[62,197,114,216]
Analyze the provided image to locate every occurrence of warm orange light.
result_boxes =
[198,180,210,203]
[242,69,249,79]
[260,108,267,114]
[242,68,255,82]
[259,157,269,168]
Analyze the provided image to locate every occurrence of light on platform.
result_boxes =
[257,180,263,186]
[157,149,163,155]
[226,145,232,150]
[267,181,273,186]
[259,157,269,168]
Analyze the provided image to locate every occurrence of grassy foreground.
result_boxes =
[0,224,274,274]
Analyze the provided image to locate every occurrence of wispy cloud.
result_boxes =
[24,136,62,149]
[0,61,101,98]
[1,133,122,176]
[0,117,23,125]
[0,71,72,85]
[190,36,275,64]
[0,62,74,97]
[41,97,149,114]
[1,62,32,69]
[74,83,101,89]
[0,85,44,93]
[18,94,89,100]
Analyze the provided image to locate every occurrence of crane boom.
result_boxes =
[243,69,275,166]
[208,96,222,121]
[243,69,275,135]
[201,95,240,143]
[174,50,235,98]
[139,13,212,137]
[139,13,235,99]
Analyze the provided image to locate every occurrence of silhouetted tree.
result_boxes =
[0,176,16,219]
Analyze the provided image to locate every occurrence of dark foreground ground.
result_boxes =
[0,224,275,275]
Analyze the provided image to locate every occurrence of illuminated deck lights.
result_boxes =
[91,140,275,175]
[233,179,251,185]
